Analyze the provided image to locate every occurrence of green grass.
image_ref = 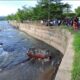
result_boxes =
[72,31,80,80]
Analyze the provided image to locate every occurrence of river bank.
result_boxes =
[10,21,74,80]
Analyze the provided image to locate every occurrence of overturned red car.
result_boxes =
[27,48,52,60]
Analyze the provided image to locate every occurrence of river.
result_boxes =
[0,21,63,80]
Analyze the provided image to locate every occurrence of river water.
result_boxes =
[0,21,63,80]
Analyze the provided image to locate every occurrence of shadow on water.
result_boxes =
[0,21,63,80]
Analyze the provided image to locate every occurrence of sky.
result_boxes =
[62,0,80,12]
[0,0,80,16]
[0,0,38,16]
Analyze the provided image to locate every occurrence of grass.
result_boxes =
[72,31,80,80]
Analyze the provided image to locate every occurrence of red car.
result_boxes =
[27,48,51,60]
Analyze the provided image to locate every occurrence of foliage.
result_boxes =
[72,31,80,80]
[6,1,71,22]
[63,13,76,18]
[75,7,80,17]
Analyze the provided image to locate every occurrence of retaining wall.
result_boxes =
[10,21,74,80]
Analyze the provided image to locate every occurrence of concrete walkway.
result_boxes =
[55,35,74,80]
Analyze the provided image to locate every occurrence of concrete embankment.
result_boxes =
[10,21,74,80]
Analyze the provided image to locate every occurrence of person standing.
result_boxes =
[73,16,79,31]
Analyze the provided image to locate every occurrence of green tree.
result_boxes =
[63,13,76,18]
[75,6,80,17]
[6,0,71,21]
[7,14,16,20]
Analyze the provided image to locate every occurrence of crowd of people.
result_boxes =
[63,16,80,31]
[41,16,80,31]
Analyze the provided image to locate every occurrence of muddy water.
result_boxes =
[0,21,63,80]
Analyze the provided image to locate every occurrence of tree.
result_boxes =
[63,13,76,18]
[75,6,80,17]
[6,0,71,21]
[38,0,61,4]
[63,3,71,13]
[7,14,16,20]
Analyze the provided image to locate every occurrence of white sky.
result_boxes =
[0,1,37,16]
[62,1,80,12]
[0,0,80,16]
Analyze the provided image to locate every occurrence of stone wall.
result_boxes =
[10,21,74,80]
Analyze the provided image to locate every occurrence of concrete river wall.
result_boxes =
[10,21,74,80]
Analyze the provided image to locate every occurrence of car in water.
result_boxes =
[27,48,52,60]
